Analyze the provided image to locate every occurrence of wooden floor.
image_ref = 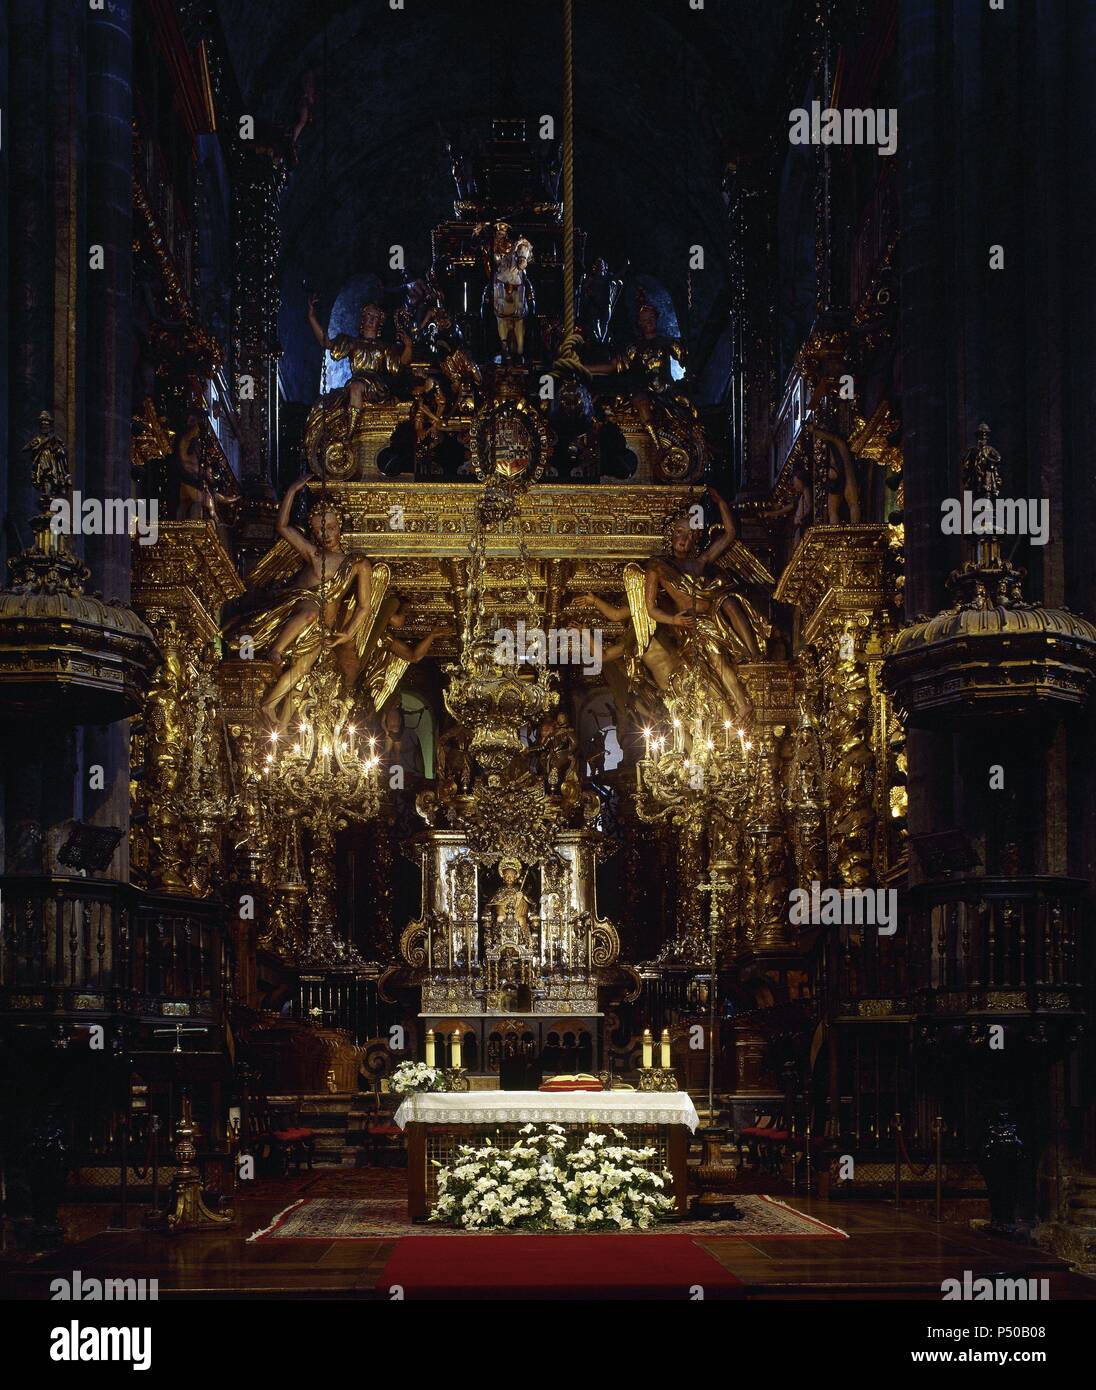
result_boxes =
[4,1169,1094,1300]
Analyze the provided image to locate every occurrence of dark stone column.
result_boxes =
[6,0,53,562]
[1063,1,1096,890]
[83,0,135,878]
[84,0,133,597]
[0,4,9,575]
[3,2,79,876]
[898,0,956,621]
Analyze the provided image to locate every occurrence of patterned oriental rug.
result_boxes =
[249,1193,848,1242]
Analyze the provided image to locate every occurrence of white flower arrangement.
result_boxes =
[389,1060,447,1096]
[431,1123,676,1231]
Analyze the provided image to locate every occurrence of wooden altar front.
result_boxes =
[394,1090,699,1222]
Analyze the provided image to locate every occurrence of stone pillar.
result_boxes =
[83,0,135,878]
[2,3,84,874]
[6,0,54,560]
[897,0,956,621]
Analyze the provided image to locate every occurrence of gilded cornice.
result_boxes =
[132,521,244,643]
[773,523,894,646]
[246,483,773,588]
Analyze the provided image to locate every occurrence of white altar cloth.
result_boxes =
[393,1089,700,1131]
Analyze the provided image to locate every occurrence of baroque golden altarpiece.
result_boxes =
[119,432,907,1081]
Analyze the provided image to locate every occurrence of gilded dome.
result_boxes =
[0,586,159,723]
[884,601,1096,723]
[890,602,1096,653]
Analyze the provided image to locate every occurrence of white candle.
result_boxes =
[642,1028,653,1069]
[425,1028,435,1067]
[450,1029,462,1069]
[660,1029,671,1069]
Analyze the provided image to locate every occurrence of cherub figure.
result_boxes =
[437,721,474,794]
[760,466,814,545]
[173,415,234,526]
[543,711,579,791]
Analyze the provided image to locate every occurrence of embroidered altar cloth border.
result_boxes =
[393,1090,700,1131]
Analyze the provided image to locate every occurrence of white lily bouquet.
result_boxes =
[389,1060,448,1096]
[432,1122,676,1231]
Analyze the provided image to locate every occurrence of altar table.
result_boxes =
[393,1090,700,1222]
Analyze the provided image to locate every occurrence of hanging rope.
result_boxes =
[562,0,575,336]
[317,26,330,617]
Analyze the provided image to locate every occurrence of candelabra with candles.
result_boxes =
[635,661,754,834]
[637,1026,678,1091]
[635,654,755,965]
[263,650,382,966]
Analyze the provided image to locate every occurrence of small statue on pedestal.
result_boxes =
[584,301,701,478]
[24,411,71,495]
[486,858,534,942]
[307,295,413,432]
[491,237,535,361]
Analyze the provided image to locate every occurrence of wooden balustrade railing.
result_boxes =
[0,876,226,1017]
[831,877,1087,1014]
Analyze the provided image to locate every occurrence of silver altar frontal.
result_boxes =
[401,829,623,1076]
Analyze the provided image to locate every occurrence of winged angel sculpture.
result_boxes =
[220,476,446,729]
[582,486,772,728]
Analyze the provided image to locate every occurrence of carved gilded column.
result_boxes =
[216,658,278,886]
[140,619,189,893]
[132,521,245,895]
[774,524,899,892]
[745,733,792,950]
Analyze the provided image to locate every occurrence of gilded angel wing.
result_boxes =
[347,560,408,710]
[369,651,409,713]
[623,562,655,653]
[353,561,394,664]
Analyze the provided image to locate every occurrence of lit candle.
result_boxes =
[642,1028,653,1069]
[660,1028,671,1069]
[450,1029,462,1069]
[425,1028,435,1067]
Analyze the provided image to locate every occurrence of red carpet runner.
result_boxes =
[375,1234,745,1300]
